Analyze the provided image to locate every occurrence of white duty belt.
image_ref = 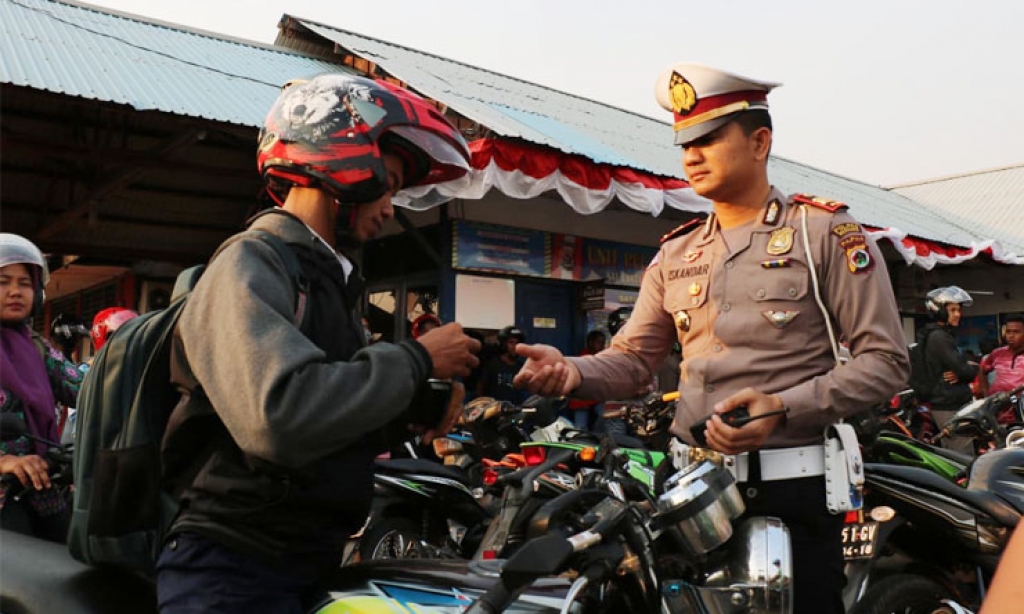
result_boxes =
[670,439,826,482]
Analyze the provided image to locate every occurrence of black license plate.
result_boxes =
[842,521,878,560]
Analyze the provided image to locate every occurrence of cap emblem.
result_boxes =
[669,71,698,115]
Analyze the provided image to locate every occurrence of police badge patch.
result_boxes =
[839,235,874,274]
[766,227,795,255]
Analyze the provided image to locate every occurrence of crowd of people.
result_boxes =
[2,63,1023,614]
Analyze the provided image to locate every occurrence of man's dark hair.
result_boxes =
[586,329,606,343]
[1004,313,1024,326]
[733,109,773,135]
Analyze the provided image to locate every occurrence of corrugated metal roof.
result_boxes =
[0,0,342,127]
[890,164,1024,254]
[290,18,984,248]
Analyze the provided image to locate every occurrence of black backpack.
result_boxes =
[908,329,936,402]
[68,230,308,574]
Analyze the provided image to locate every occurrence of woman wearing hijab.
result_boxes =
[0,233,83,542]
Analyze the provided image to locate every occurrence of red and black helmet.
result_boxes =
[257,74,471,205]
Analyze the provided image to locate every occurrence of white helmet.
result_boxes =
[0,233,49,312]
[0,233,49,286]
[925,286,972,315]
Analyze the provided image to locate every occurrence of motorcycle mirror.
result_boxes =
[521,396,565,428]
[0,414,30,441]
[501,534,573,578]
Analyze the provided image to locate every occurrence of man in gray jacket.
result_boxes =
[157,74,480,614]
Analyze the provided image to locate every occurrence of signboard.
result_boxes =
[454,274,515,330]
[579,239,657,288]
[451,221,657,288]
[578,280,605,311]
[452,221,549,277]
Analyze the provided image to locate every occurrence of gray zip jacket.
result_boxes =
[166,210,431,570]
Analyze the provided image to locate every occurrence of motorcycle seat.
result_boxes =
[866,463,1021,528]
[0,529,156,614]
[375,458,473,486]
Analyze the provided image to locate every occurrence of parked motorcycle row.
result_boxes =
[1,385,1023,613]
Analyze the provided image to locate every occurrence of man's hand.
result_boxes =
[416,323,481,379]
[422,381,466,444]
[704,388,786,455]
[512,344,580,396]
[0,454,51,490]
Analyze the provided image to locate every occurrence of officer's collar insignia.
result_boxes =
[766,227,795,255]
[669,71,698,115]
[762,199,781,226]
[681,250,703,263]
[762,310,800,328]
[701,213,718,240]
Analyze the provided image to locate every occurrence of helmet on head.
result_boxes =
[925,286,972,323]
[608,307,633,337]
[91,307,139,351]
[498,326,525,345]
[51,314,90,355]
[0,233,49,311]
[257,74,471,208]
[411,313,442,339]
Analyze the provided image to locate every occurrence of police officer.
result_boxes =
[514,62,909,614]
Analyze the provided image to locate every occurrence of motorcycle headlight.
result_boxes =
[698,516,793,614]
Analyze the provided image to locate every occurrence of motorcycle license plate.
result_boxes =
[842,521,878,560]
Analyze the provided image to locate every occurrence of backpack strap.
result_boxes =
[246,230,310,330]
[209,230,310,330]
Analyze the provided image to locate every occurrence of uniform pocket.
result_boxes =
[747,269,808,302]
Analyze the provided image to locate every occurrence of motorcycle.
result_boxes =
[357,396,571,562]
[842,386,1024,614]
[0,414,75,527]
[2,437,794,614]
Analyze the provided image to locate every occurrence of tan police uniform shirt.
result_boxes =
[569,188,909,448]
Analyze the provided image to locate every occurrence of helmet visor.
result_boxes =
[386,125,471,188]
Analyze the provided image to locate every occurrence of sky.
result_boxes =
[79,0,1024,187]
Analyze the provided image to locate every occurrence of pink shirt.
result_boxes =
[981,346,1024,394]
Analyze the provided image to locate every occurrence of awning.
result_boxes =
[398,138,1023,269]
[396,138,711,216]
[865,227,1024,269]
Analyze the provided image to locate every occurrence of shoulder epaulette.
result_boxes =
[790,193,849,213]
[660,217,706,244]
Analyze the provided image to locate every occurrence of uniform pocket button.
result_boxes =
[705,384,714,393]
[788,288,797,297]
[756,289,766,298]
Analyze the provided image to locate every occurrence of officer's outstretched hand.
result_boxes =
[513,344,580,397]
[704,387,786,455]
[417,323,481,379]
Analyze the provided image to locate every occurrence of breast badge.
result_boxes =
[839,235,874,274]
[689,282,702,296]
[766,227,795,255]
[762,310,800,329]
[674,310,691,333]
[760,258,792,269]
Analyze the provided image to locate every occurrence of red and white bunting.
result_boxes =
[395,138,1021,269]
